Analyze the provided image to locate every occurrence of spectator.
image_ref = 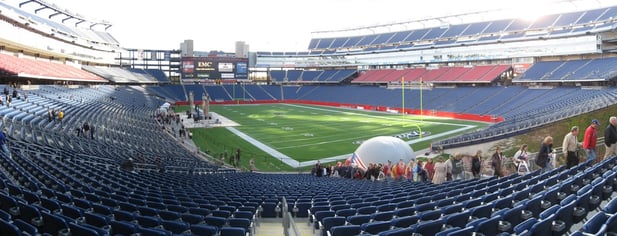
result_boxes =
[583,119,600,164]
[513,145,530,174]
[405,160,414,181]
[562,126,580,169]
[392,159,406,181]
[315,160,323,177]
[383,160,392,179]
[249,158,255,172]
[90,125,95,140]
[0,129,10,159]
[604,116,617,161]
[432,156,447,184]
[23,91,27,101]
[57,109,64,124]
[491,147,505,177]
[536,136,554,173]
[471,150,482,178]
[82,122,90,138]
[47,108,53,122]
[414,160,424,182]
[448,153,464,180]
[424,158,435,180]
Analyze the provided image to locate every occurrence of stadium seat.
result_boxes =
[444,210,471,228]
[228,218,252,234]
[390,215,419,228]
[379,227,415,236]
[580,211,609,235]
[40,211,70,235]
[260,202,279,218]
[110,220,139,235]
[0,218,21,236]
[190,224,219,236]
[360,221,391,235]
[347,214,371,225]
[68,222,101,236]
[138,227,172,236]
[371,210,395,221]
[181,213,205,224]
[161,220,190,234]
[204,216,227,229]
[135,215,162,228]
[474,215,501,235]
[320,216,346,236]
[13,219,39,235]
[412,219,444,235]
[328,225,361,236]
[220,226,246,236]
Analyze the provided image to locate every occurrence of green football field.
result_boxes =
[199,104,486,166]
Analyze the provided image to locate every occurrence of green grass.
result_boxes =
[188,104,487,171]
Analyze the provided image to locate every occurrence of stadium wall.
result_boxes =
[174,100,504,123]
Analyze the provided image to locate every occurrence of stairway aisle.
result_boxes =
[255,217,314,236]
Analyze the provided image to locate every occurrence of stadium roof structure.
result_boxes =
[306,5,617,52]
[18,0,112,29]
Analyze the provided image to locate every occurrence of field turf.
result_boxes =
[202,104,486,164]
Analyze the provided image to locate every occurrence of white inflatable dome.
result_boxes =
[354,136,415,165]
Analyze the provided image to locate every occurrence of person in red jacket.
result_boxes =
[583,119,600,163]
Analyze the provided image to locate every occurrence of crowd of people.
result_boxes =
[310,116,617,184]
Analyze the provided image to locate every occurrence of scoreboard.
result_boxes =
[181,57,248,81]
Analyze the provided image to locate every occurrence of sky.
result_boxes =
[13,0,617,52]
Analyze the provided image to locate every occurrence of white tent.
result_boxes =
[354,136,415,165]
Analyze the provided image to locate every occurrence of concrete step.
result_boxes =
[255,217,314,236]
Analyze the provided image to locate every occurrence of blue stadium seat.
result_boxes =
[260,202,279,218]
[580,211,610,235]
[204,216,227,229]
[379,227,415,236]
[190,224,218,236]
[328,225,361,236]
[371,211,395,221]
[0,218,21,236]
[390,215,419,228]
[161,220,190,234]
[412,219,444,235]
[347,214,371,225]
[444,210,471,228]
[138,227,172,236]
[360,221,391,235]
[68,222,101,236]
[13,219,39,236]
[110,220,139,235]
[320,216,346,236]
[135,214,161,228]
[219,226,246,236]
[40,211,70,235]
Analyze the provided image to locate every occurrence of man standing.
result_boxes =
[583,119,599,164]
[491,147,504,177]
[604,116,617,160]
[447,154,463,180]
[563,126,580,169]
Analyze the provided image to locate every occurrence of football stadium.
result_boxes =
[1,0,617,235]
